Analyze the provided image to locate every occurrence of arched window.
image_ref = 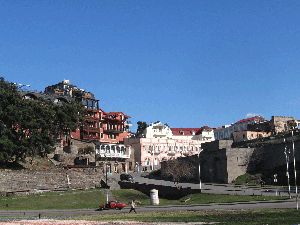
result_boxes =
[145,158,150,166]
[106,145,110,153]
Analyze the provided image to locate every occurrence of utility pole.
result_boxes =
[198,149,203,191]
[284,138,291,199]
[292,131,298,209]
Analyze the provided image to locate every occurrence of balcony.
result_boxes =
[148,150,162,155]
[82,126,100,133]
[183,151,190,156]
[167,151,176,155]
[104,128,124,134]
[95,150,130,159]
[84,116,100,122]
[82,135,100,141]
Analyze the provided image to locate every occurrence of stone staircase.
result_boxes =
[107,175,121,190]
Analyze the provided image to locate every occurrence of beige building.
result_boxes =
[124,122,214,171]
[233,130,271,142]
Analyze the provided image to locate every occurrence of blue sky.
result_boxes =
[1,0,300,132]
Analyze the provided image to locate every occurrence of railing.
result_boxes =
[82,127,100,132]
[95,150,130,159]
[168,151,176,155]
[104,128,124,133]
[84,116,100,121]
[82,135,100,141]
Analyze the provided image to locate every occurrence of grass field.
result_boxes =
[0,188,290,210]
[75,209,300,225]
[0,189,107,210]
[0,188,297,224]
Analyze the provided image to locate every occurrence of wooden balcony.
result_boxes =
[82,135,100,141]
[104,128,123,134]
[84,116,100,122]
[82,126,100,133]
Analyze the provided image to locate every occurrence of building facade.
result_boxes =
[43,79,133,172]
[214,116,266,140]
[232,130,271,142]
[124,122,214,171]
[270,116,300,134]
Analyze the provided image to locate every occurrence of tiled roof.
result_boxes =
[236,116,265,124]
[103,111,131,119]
[171,126,212,135]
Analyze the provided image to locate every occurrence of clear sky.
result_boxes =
[1,0,299,132]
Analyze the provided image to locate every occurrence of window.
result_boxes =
[145,158,150,166]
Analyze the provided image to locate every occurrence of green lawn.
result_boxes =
[111,189,289,206]
[0,188,289,211]
[75,209,300,225]
[0,188,296,224]
[0,189,107,210]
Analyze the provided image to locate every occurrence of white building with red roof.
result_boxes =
[171,126,215,141]
[214,116,266,140]
[124,122,214,171]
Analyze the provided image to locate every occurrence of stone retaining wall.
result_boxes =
[0,168,105,196]
[119,181,201,199]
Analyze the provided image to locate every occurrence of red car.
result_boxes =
[99,201,126,211]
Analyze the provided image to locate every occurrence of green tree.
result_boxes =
[0,77,85,164]
[136,121,148,137]
[0,77,24,162]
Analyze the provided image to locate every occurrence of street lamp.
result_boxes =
[198,148,203,191]
[284,138,291,198]
[104,154,108,202]
[292,131,298,209]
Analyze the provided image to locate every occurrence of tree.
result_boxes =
[163,159,197,183]
[136,121,148,137]
[0,77,24,162]
[0,77,85,164]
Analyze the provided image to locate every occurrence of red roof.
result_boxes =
[102,111,131,119]
[171,126,212,135]
[236,116,264,124]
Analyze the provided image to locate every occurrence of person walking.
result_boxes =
[128,199,137,213]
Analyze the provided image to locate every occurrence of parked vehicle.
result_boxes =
[120,173,134,181]
[99,201,126,211]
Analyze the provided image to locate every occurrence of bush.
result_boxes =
[233,173,262,185]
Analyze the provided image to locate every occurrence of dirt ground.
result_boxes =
[0,220,208,225]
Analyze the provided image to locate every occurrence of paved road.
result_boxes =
[127,172,296,197]
[0,198,298,218]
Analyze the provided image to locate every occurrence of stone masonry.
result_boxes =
[162,135,300,185]
[0,168,105,196]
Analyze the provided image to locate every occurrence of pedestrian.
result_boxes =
[128,199,138,213]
